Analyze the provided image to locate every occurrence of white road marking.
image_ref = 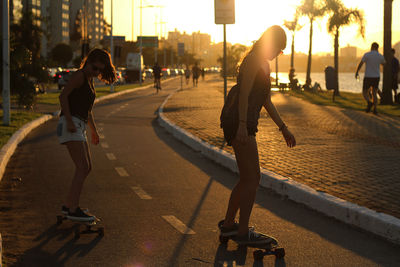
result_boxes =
[161,215,195,235]
[101,142,109,148]
[115,167,129,177]
[131,186,152,200]
[99,134,105,139]
[106,153,116,160]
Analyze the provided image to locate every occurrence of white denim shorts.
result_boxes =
[57,116,87,144]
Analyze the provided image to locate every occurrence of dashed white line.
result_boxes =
[106,153,116,160]
[115,167,129,177]
[101,142,109,148]
[162,215,195,235]
[131,186,152,200]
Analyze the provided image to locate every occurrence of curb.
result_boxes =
[157,89,400,245]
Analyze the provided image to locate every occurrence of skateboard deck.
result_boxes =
[56,215,104,239]
[218,231,285,260]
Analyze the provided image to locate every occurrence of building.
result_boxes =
[42,0,70,50]
[340,45,357,59]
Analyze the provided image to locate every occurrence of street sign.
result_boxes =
[137,36,159,48]
[214,0,235,24]
[177,43,185,57]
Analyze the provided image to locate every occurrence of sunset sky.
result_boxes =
[103,0,400,55]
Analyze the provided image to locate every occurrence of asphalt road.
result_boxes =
[1,78,400,267]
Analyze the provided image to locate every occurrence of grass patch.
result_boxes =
[36,81,153,106]
[286,90,400,117]
[0,110,42,148]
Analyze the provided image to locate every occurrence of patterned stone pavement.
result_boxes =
[163,75,400,219]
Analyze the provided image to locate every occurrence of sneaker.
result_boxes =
[61,205,89,215]
[218,220,254,237]
[67,207,96,222]
[234,229,276,246]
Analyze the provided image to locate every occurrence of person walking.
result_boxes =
[219,25,296,245]
[391,49,400,103]
[355,42,385,114]
[184,66,191,85]
[152,62,162,93]
[192,63,200,87]
[57,48,117,221]
[201,67,205,81]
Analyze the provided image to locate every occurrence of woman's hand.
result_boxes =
[235,122,249,144]
[282,127,296,148]
[91,130,100,145]
[66,120,77,133]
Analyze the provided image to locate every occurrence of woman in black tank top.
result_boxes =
[219,26,297,244]
[58,49,117,220]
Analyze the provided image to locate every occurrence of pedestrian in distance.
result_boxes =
[355,42,385,114]
[57,48,117,221]
[185,66,191,85]
[219,25,296,245]
[391,48,400,103]
[201,67,206,81]
[192,63,201,87]
[152,62,162,94]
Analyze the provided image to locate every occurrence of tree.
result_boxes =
[51,43,73,67]
[382,0,393,104]
[217,44,247,77]
[284,13,303,70]
[326,0,364,96]
[298,0,326,89]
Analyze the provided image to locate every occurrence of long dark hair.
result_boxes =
[80,48,117,84]
[238,25,287,69]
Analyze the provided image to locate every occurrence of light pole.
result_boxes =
[139,0,143,85]
[2,0,10,125]
[382,0,393,104]
[110,0,114,92]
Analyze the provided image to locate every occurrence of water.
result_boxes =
[273,72,384,94]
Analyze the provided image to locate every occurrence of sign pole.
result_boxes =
[223,24,227,102]
[110,0,114,92]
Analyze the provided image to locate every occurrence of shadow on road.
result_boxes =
[12,223,102,267]
[151,116,400,266]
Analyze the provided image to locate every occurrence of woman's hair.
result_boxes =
[80,48,117,84]
[238,25,287,69]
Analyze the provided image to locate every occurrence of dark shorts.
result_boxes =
[363,77,380,92]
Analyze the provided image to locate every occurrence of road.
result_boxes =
[1,78,399,267]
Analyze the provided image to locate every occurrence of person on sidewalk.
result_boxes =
[355,42,385,114]
[57,48,117,221]
[192,63,201,87]
[391,49,400,103]
[219,25,296,245]
[185,66,191,85]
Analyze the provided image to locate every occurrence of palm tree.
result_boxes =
[284,13,303,70]
[326,0,364,96]
[298,0,326,90]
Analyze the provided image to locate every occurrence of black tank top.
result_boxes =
[61,70,96,123]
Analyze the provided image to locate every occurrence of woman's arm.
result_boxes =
[235,56,259,143]
[263,94,296,148]
[87,111,99,145]
[59,71,84,132]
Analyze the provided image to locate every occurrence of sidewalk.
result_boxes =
[163,75,400,220]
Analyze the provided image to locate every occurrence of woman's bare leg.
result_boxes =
[223,136,261,236]
[65,141,92,211]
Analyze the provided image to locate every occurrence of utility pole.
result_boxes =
[382,0,393,104]
[2,0,10,125]
[223,24,227,102]
[110,0,114,92]
[139,0,143,85]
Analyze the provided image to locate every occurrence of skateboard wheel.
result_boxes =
[74,229,80,240]
[99,227,104,237]
[219,235,229,244]
[56,216,63,225]
[275,248,285,259]
[253,250,264,261]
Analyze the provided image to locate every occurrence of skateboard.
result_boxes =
[219,232,285,261]
[56,215,104,239]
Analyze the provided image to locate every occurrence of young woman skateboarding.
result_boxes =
[219,25,296,244]
[57,48,117,221]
